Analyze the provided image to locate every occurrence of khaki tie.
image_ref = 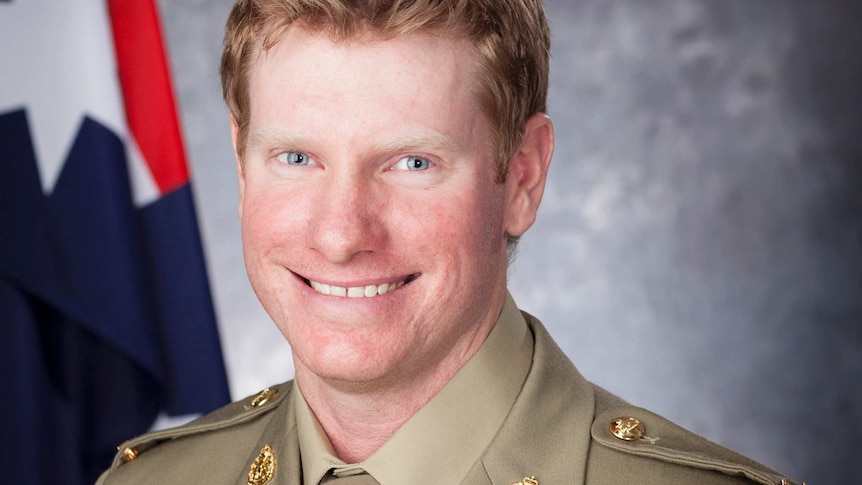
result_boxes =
[320,471,380,485]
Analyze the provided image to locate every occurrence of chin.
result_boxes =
[291,331,403,384]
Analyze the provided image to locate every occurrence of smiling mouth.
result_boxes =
[303,274,417,298]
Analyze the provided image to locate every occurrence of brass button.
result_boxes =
[121,447,139,462]
[250,388,278,408]
[610,417,645,441]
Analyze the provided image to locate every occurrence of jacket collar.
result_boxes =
[466,311,595,485]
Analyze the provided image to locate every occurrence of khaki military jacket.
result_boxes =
[97,312,800,485]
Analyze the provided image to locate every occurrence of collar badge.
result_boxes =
[248,444,276,485]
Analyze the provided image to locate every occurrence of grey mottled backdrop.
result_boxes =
[157,1,862,483]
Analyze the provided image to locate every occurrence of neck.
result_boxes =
[298,375,439,462]
[295,318,497,463]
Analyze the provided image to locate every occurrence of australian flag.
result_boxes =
[0,1,231,484]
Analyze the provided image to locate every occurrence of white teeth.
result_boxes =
[308,279,407,298]
[310,281,331,295]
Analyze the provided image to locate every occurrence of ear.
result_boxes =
[230,115,246,217]
[504,113,554,238]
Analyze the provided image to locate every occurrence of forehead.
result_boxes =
[253,25,475,87]
[245,27,487,150]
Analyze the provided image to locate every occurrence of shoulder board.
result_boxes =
[106,381,291,471]
[590,386,804,485]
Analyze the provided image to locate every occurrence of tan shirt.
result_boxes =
[295,292,534,485]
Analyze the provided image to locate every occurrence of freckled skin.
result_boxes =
[235,27,523,394]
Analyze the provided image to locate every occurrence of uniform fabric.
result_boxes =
[97,299,799,485]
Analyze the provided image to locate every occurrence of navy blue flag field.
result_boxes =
[0,1,231,483]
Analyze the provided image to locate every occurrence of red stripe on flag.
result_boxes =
[107,0,189,194]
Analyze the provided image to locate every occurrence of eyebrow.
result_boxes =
[368,130,461,155]
[247,127,461,156]
[246,128,307,151]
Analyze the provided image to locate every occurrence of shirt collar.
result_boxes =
[295,292,533,485]
[294,381,343,485]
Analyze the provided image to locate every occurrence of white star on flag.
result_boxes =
[0,0,159,205]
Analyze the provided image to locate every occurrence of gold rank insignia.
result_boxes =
[610,416,659,444]
[511,477,538,485]
[610,417,644,441]
[248,445,276,485]
[250,388,278,408]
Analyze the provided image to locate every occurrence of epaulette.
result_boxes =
[589,386,804,485]
[106,382,290,472]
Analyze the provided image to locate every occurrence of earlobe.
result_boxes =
[230,116,246,217]
[504,113,555,238]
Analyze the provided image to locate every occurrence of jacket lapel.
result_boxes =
[466,313,595,485]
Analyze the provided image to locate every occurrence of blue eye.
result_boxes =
[276,151,310,166]
[394,156,432,171]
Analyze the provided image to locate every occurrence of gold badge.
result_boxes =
[610,417,645,441]
[610,416,659,444]
[250,388,278,408]
[247,445,276,485]
[511,477,538,485]
[121,447,138,462]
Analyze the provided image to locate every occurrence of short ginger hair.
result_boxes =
[220,0,550,182]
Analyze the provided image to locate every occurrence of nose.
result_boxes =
[306,172,386,264]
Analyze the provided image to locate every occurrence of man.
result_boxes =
[98,1,801,484]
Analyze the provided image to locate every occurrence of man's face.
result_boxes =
[235,27,526,389]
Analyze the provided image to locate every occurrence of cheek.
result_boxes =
[408,183,506,265]
[241,195,274,257]
[240,188,304,267]
[462,182,507,241]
